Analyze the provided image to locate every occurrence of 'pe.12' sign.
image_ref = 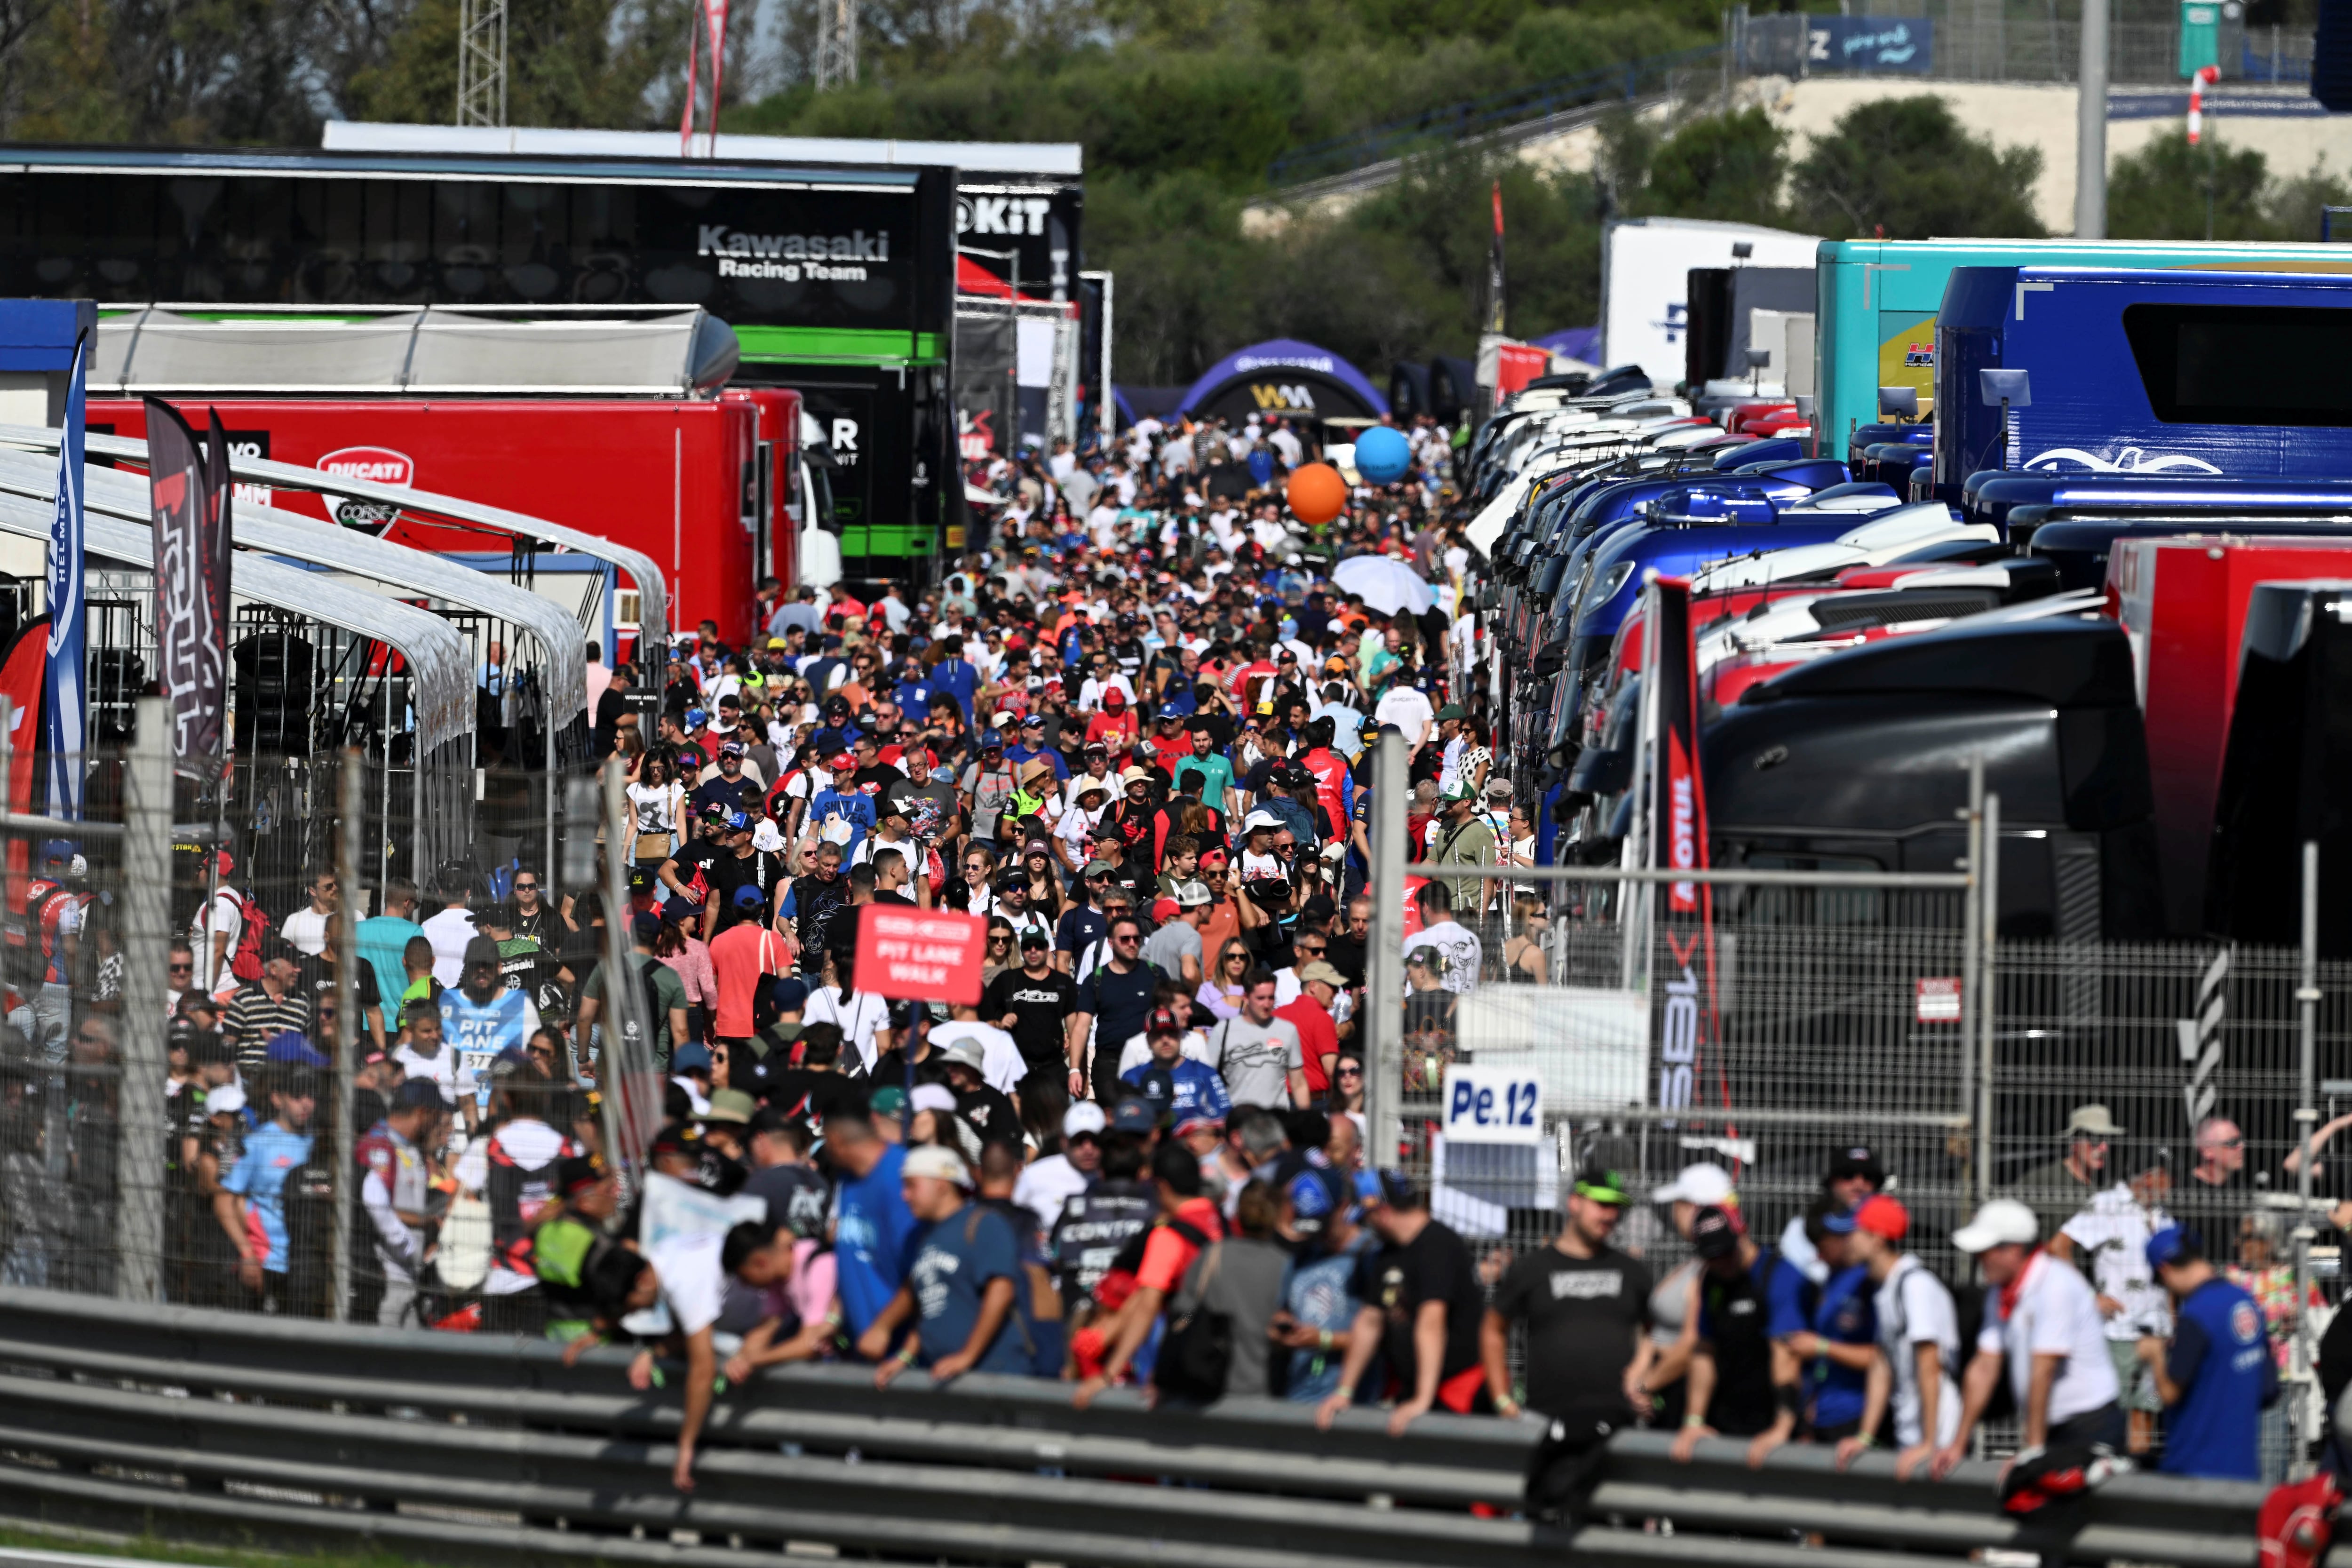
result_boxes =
[1809,16,1933,72]
[1443,1063,1545,1146]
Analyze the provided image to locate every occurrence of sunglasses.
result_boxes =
[514,881,539,892]
[1337,1066,1363,1078]
[170,962,193,973]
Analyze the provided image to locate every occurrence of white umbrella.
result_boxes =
[1333,553,1433,617]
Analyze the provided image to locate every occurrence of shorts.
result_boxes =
[2109,1338,2162,1412]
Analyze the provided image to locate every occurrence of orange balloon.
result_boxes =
[1287,462,1349,526]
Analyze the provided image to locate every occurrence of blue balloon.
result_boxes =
[1353,425,1412,485]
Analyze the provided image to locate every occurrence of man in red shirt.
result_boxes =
[1085,689,1140,751]
[1147,704,1193,780]
[1295,716,1351,841]
[1278,960,1345,1098]
[706,888,787,1052]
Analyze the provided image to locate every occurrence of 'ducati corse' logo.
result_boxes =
[697,224,890,282]
[318,445,413,534]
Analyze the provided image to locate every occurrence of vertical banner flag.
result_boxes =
[1487,180,1508,335]
[1646,576,1726,1125]
[704,0,730,151]
[42,336,86,819]
[0,615,49,924]
[146,399,231,763]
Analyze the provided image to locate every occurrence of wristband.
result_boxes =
[1334,1382,1355,1401]
[896,1345,918,1366]
[1318,1329,1333,1352]
[1774,1383,1804,1417]
[1683,1414,1707,1429]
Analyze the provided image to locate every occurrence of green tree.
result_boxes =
[1788,94,2044,239]
[346,0,689,128]
[2107,130,2352,241]
[1643,106,1788,226]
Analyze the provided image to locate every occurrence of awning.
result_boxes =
[0,423,667,653]
[0,486,472,757]
[0,446,588,729]
[92,307,740,398]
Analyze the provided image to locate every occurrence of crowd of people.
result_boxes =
[0,404,2319,1507]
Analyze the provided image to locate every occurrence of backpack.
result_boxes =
[228,888,269,983]
[2260,1472,2343,1568]
[1151,1218,1232,1405]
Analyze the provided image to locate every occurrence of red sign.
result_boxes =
[854,905,987,1004]
[1495,343,1551,396]
[1915,977,1962,1024]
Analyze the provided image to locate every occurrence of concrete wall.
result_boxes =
[1244,76,2352,238]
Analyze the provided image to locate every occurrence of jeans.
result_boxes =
[2050,1401,2127,1450]
[31,982,69,1064]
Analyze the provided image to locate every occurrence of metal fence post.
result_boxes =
[1976,790,2002,1205]
[2078,0,2109,237]
[1959,756,1985,1202]
[113,694,170,1304]
[2294,837,2320,1462]
[330,748,362,1323]
[1366,731,1406,1172]
[597,756,647,1180]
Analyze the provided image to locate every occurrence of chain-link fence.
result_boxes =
[0,716,656,1327]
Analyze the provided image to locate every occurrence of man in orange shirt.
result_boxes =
[1073,1137,1225,1406]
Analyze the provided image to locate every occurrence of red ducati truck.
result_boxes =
[85,385,810,656]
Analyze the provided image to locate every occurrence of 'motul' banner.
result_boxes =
[145,399,232,763]
[854,905,987,1005]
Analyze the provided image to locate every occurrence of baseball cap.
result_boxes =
[731,884,766,911]
[1828,1144,1886,1185]
[1819,1206,1859,1235]
[980,730,1005,749]
[1435,704,1467,721]
[1110,1098,1157,1135]
[671,1042,714,1073]
[910,1083,958,1114]
[1572,1163,1631,1204]
[686,708,709,728]
[632,911,663,943]
[1690,1204,1741,1259]
[1286,1168,1336,1234]
[1855,1194,1909,1241]
[2146,1225,2202,1270]
[554,1154,606,1195]
[1146,1008,1181,1037]
[265,1033,331,1067]
[1159,703,1185,719]
[203,1082,248,1116]
[1952,1197,2039,1254]
[718,740,746,758]
[1018,928,1049,950]
[869,1085,908,1119]
[1651,1162,1737,1208]
[772,976,809,1012]
[903,1143,973,1188]
[1174,880,1213,908]
[392,1079,446,1113]
[1296,960,1344,988]
[1104,690,1126,708]
[1063,1101,1108,1139]
[1151,896,1179,923]
[463,934,502,971]
[827,752,854,772]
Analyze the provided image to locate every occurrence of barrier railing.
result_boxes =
[0,1285,2274,1568]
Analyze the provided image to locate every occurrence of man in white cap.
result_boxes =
[1015,1101,1105,1235]
[856,1143,1031,1385]
[1932,1197,2121,1477]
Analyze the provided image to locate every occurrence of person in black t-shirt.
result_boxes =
[592,665,635,758]
[1486,1164,1656,1424]
[1316,1172,1487,1435]
[984,931,1076,1077]
[1670,1205,1789,1458]
[742,1021,863,1124]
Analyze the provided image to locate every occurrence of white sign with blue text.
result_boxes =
[1442,1062,1545,1146]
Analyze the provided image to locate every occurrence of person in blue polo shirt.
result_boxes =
[1792,1207,1877,1442]
[2138,1226,2276,1480]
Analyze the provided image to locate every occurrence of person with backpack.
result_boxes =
[1671,1205,1804,1464]
[222,941,313,1077]
[856,1143,1034,1385]
[574,913,691,1074]
[1836,1194,1961,1476]
[1073,1136,1226,1407]
[20,842,82,1060]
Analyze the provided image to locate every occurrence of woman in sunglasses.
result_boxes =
[1197,939,1253,1020]
[979,918,1018,989]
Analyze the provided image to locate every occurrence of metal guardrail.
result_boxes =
[0,1286,2283,1568]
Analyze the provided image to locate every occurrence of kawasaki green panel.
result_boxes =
[736,325,947,366]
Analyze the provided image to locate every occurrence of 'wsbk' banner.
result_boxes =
[145,399,232,763]
[1646,576,1724,1120]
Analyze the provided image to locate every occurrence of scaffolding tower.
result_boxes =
[813,0,857,89]
[457,0,509,127]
